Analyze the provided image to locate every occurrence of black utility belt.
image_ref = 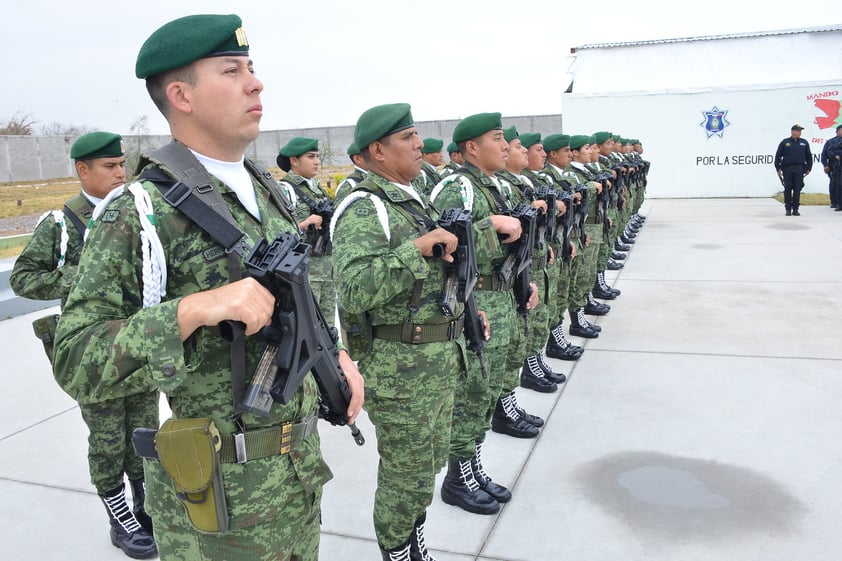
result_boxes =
[476,274,515,292]
[373,316,465,344]
[782,164,805,168]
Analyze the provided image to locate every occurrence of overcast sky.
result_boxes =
[4,0,838,136]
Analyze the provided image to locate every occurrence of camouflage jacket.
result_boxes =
[278,171,333,280]
[565,164,601,227]
[9,193,93,307]
[495,169,548,261]
[419,162,442,194]
[429,161,508,278]
[334,166,367,205]
[53,164,323,439]
[439,161,460,178]
[332,172,464,326]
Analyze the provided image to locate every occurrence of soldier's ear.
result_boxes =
[368,140,388,163]
[75,160,89,181]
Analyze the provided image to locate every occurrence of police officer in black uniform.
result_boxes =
[820,124,842,210]
[774,124,812,216]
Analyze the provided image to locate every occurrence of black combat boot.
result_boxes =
[491,394,539,438]
[408,513,437,561]
[596,270,621,297]
[440,458,500,514]
[620,231,636,244]
[584,293,610,316]
[381,538,412,561]
[615,240,631,252]
[606,258,624,270]
[521,355,558,393]
[128,478,152,533]
[611,250,627,260]
[506,390,544,427]
[537,351,566,383]
[545,323,583,361]
[472,441,511,503]
[592,275,618,300]
[569,308,599,338]
[100,484,157,559]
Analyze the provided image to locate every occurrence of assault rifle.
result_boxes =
[557,189,575,264]
[534,186,558,249]
[594,171,613,235]
[498,204,537,329]
[572,183,590,246]
[434,208,488,379]
[305,198,335,257]
[220,232,364,446]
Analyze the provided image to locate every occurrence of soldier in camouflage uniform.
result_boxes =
[53,15,363,561]
[439,141,464,177]
[430,113,538,515]
[11,132,160,560]
[592,132,625,298]
[277,137,337,327]
[331,103,479,560]
[333,141,367,204]
[520,133,583,362]
[418,137,444,194]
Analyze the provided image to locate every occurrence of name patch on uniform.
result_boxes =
[384,189,401,200]
[355,207,370,216]
[202,247,226,262]
[100,210,120,223]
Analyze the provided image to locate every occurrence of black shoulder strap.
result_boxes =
[62,195,94,236]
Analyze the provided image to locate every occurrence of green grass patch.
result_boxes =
[0,179,80,219]
[772,193,830,206]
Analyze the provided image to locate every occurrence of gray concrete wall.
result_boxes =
[0,114,563,182]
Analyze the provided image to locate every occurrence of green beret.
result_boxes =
[520,133,541,149]
[569,135,591,150]
[447,142,459,154]
[452,112,503,144]
[136,14,249,79]
[422,138,444,154]
[612,134,621,142]
[355,103,414,150]
[70,132,125,160]
[347,142,360,156]
[503,126,519,143]
[543,134,570,152]
[279,137,319,157]
[632,139,641,145]
[593,131,612,145]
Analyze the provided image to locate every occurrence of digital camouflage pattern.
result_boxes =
[418,161,442,196]
[430,163,520,458]
[54,167,332,561]
[565,165,602,310]
[279,171,336,327]
[332,172,465,549]
[333,166,367,205]
[439,161,461,178]
[79,391,159,493]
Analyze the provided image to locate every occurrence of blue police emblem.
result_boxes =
[700,106,731,138]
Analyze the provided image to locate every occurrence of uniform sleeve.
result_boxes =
[53,195,176,403]
[805,142,813,171]
[774,140,785,170]
[9,217,76,301]
[333,197,429,315]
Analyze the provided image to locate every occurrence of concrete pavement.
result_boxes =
[1,197,841,561]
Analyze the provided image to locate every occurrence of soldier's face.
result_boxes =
[549,147,571,168]
[470,130,508,174]
[507,139,528,171]
[450,151,465,165]
[791,129,802,139]
[380,127,423,183]
[589,145,600,162]
[291,151,320,179]
[423,150,444,166]
[77,156,126,199]
[526,143,546,171]
[185,57,264,150]
[598,142,612,156]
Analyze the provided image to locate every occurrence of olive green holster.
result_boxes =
[31,314,60,363]
[155,418,229,534]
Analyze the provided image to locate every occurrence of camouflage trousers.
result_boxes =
[597,208,620,271]
[78,390,159,493]
[555,255,574,326]
[145,431,329,561]
[363,338,461,549]
[450,290,515,460]
[569,226,603,310]
[309,277,336,329]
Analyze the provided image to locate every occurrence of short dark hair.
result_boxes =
[145,64,197,117]
[837,124,842,132]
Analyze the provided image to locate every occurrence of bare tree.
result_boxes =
[38,121,95,136]
[0,111,37,135]
[126,115,154,177]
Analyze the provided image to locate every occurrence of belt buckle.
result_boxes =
[280,422,293,455]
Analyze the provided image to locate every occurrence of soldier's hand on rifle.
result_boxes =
[299,213,323,230]
[414,229,458,262]
[177,277,274,340]
[573,192,582,203]
[338,350,365,424]
[570,241,578,259]
[557,200,567,216]
[584,232,590,247]
[592,180,603,194]
[526,282,539,310]
[548,246,555,265]
[490,214,522,243]
[477,310,491,341]
[530,200,548,214]
[777,169,783,178]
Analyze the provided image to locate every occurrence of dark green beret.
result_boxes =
[569,135,591,150]
[543,134,570,152]
[354,103,414,150]
[447,141,459,154]
[279,137,319,157]
[503,126,519,143]
[612,134,621,142]
[593,131,612,145]
[520,133,541,149]
[136,14,249,79]
[422,138,444,154]
[70,132,125,160]
[347,142,360,156]
[452,112,502,144]
[631,139,641,145]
